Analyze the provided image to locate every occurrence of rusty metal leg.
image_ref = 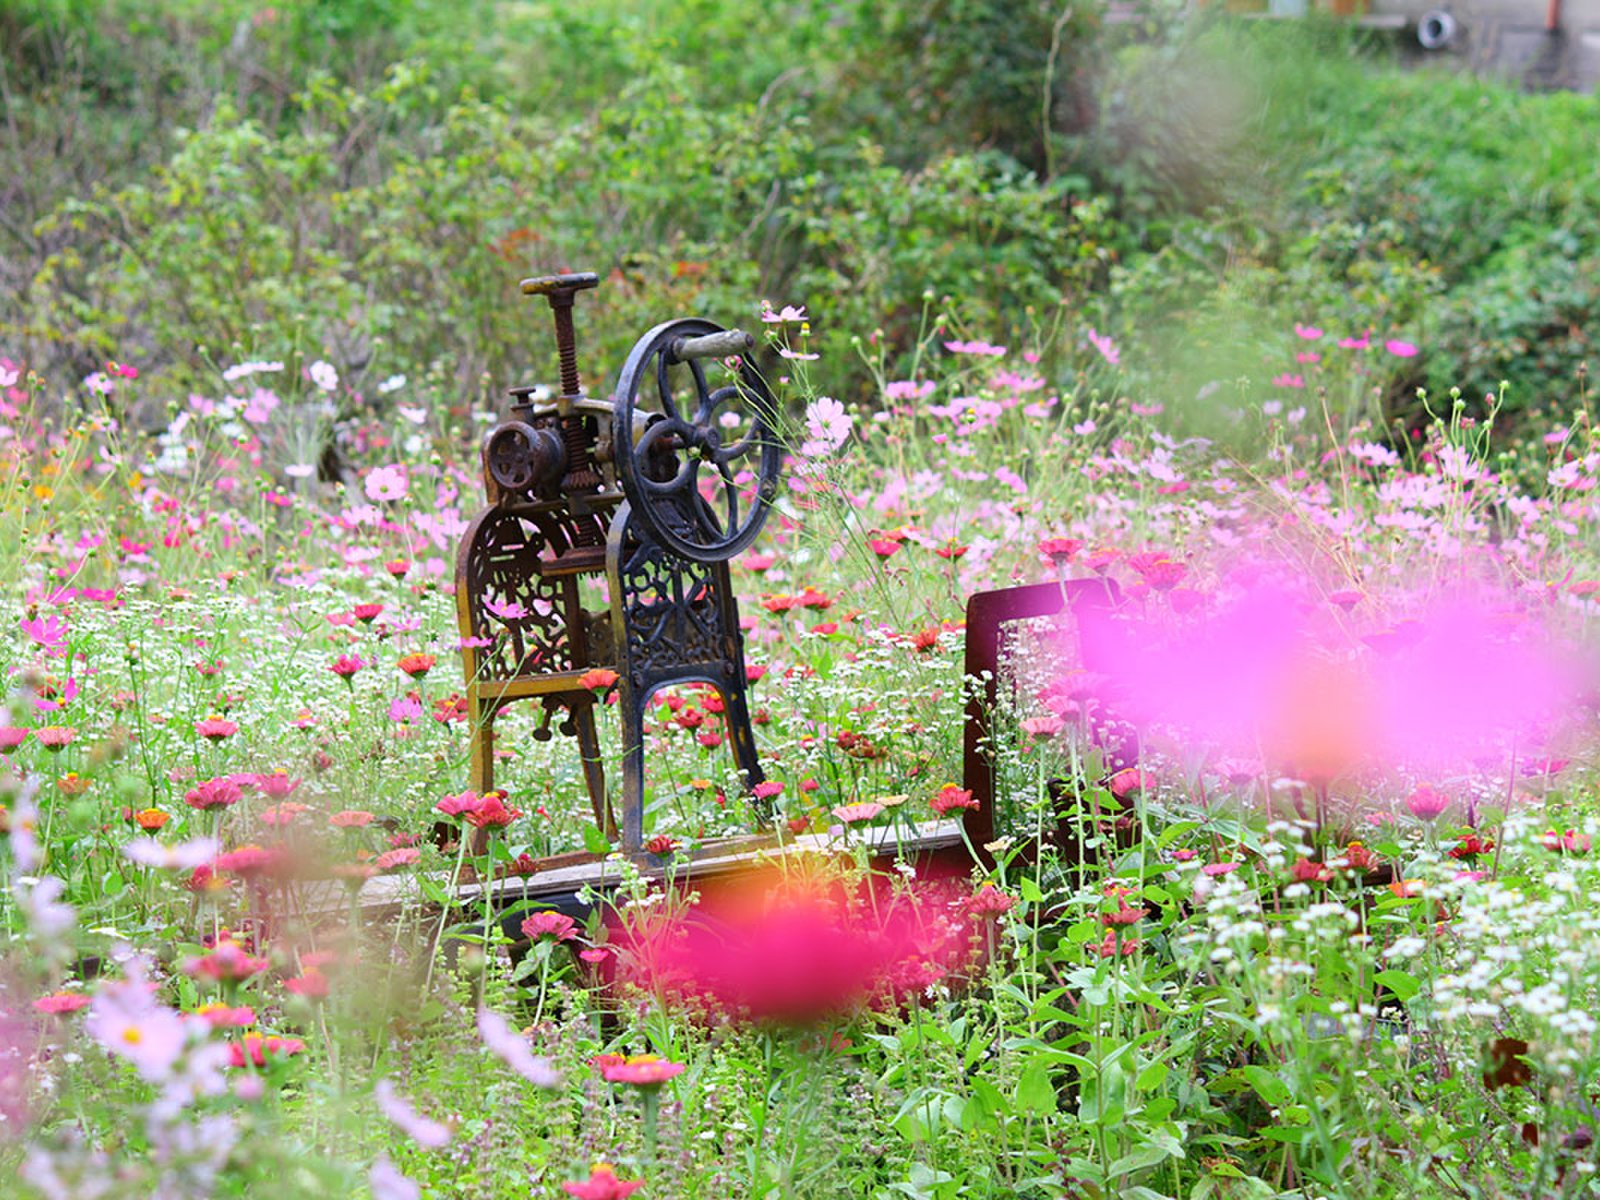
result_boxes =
[619,686,646,855]
[719,675,765,792]
[469,691,496,795]
[574,699,616,842]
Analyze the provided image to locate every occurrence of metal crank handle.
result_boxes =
[520,272,600,296]
[670,329,754,362]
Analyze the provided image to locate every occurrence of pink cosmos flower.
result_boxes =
[19,614,67,650]
[364,464,409,502]
[123,836,219,871]
[1086,328,1119,366]
[1294,324,1323,339]
[374,1079,451,1149]
[476,1007,561,1087]
[1385,339,1419,358]
[370,1158,422,1200]
[761,304,808,324]
[86,975,187,1081]
[944,339,1007,357]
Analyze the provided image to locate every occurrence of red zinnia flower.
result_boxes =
[229,1032,307,1068]
[562,1163,644,1200]
[578,668,620,691]
[930,784,977,816]
[352,604,384,624]
[967,885,1015,916]
[644,835,679,856]
[397,652,436,678]
[463,792,522,829]
[1037,537,1082,564]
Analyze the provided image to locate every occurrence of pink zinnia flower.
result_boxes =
[256,770,302,799]
[601,1054,685,1088]
[185,777,243,810]
[194,715,239,742]
[832,801,884,825]
[521,911,579,942]
[34,725,75,751]
[329,654,367,682]
[0,727,30,754]
[1404,784,1449,822]
[329,809,375,828]
[185,941,269,982]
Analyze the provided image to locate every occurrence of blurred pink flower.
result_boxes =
[476,1007,561,1087]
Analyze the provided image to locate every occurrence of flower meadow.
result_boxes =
[4,306,1600,1200]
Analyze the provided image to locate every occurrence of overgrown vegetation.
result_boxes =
[5,1,1597,441]
[7,6,1600,1199]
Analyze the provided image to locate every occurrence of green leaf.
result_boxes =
[1019,875,1044,904]
[582,823,612,854]
[1374,968,1421,1002]
[970,1076,1007,1123]
[1107,1143,1178,1177]
[1240,1065,1290,1108]
[1015,1058,1055,1114]
[1136,1060,1169,1092]
[1066,918,1100,944]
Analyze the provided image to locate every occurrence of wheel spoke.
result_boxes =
[688,360,714,426]
[654,354,683,423]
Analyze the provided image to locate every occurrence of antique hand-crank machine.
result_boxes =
[455,273,781,856]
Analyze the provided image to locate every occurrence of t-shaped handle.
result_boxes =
[519,272,600,398]
[520,272,600,298]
